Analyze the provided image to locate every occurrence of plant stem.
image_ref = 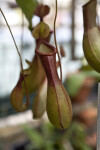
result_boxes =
[0,8,29,106]
[97,83,100,150]
[20,11,24,56]
[54,0,62,81]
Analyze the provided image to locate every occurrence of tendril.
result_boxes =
[54,0,62,81]
[0,8,29,107]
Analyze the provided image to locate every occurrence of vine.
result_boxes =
[54,0,62,81]
[0,8,29,108]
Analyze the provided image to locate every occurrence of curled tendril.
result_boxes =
[0,8,29,111]
[54,0,62,81]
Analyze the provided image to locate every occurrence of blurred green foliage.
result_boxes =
[65,63,100,97]
[65,73,86,97]
[22,121,92,150]
[66,122,92,150]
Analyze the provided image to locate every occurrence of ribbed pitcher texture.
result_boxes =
[10,73,28,112]
[83,0,100,73]
[35,40,73,129]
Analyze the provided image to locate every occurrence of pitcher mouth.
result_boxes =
[35,40,57,56]
[83,0,95,8]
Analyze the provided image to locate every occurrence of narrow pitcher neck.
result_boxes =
[35,40,58,84]
[83,0,96,32]
[39,54,59,85]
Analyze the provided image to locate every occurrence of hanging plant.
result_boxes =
[0,8,30,112]
[22,54,46,94]
[0,0,73,130]
[32,78,47,119]
[83,0,100,73]
[35,40,72,129]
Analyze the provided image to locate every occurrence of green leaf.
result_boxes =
[16,0,38,28]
